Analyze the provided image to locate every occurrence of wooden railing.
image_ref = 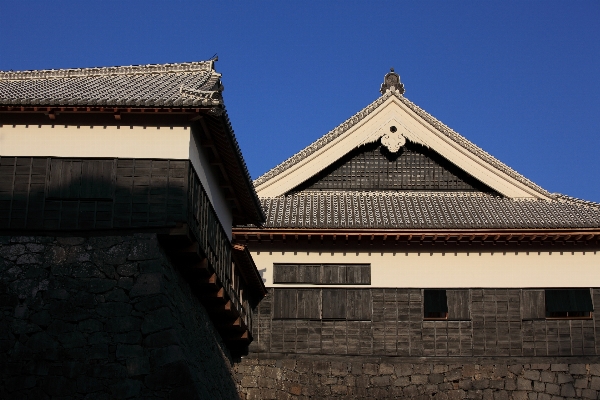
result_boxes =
[186,164,252,333]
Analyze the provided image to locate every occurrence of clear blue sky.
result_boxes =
[1,1,599,201]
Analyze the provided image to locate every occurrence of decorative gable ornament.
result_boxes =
[380,68,405,95]
[380,125,406,153]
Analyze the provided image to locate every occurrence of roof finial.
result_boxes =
[380,67,405,96]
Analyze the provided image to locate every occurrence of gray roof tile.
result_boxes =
[0,61,222,107]
[259,191,600,230]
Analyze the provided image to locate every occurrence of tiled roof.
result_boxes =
[0,61,222,107]
[259,191,600,230]
[254,90,552,199]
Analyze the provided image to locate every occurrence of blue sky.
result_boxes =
[1,1,599,201]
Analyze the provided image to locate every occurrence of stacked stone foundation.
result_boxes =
[0,234,240,399]
[235,355,600,399]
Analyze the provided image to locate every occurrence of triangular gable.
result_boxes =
[290,140,498,195]
[254,76,553,201]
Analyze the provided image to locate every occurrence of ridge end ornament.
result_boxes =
[381,125,406,153]
[380,68,405,96]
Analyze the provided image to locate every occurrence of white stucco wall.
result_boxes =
[251,249,600,288]
[0,124,232,236]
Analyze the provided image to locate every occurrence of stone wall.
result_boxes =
[0,234,240,399]
[235,356,600,399]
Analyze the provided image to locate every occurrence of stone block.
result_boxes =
[473,379,489,390]
[103,243,130,265]
[523,370,541,381]
[76,376,104,393]
[411,374,429,385]
[536,394,551,400]
[560,383,576,397]
[104,316,141,333]
[96,302,132,317]
[493,391,508,400]
[395,363,413,376]
[152,345,185,367]
[129,273,163,298]
[590,364,600,376]
[493,365,508,378]
[590,376,600,390]
[557,373,574,384]
[550,364,568,372]
[574,377,589,388]
[42,376,76,396]
[545,383,560,395]
[541,371,555,383]
[509,364,524,375]
[512,391,528,400]
[126,357,150,376]
[533,380,545,392]
[128,240,160,261]
[87,278,117,294]
[394,376,410,387]
[446,368,462,381]
[531,364,550,370]
[414,363,431,374]
[581,389,598,399]
[504,378,517,390]
[143,329,179,347]
[116,263,138,277]
[371,376,390,386]
[116,344,143,359]
[363,363,378,375]
[117,277,134,290]
[141,307,173,334]
[58,331,86,348]
[144,360,193,390]
[113,331,142,344]
[105,289,129,302]
[330,361,346,376]
[110,379,142,399]
[569,364,587,375]
[458,379,472,390]
[517,378,532,391]
[433,364,449,374]
[78,318,103,333]
[429,373,445,384]
[331,385,348,395]
[447,390,466,400]
[26,332,57,352]
[56,237,85,246]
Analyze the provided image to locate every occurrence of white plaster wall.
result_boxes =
[0,124,233,236]
[188,128,232,239]
[251,249,600,288]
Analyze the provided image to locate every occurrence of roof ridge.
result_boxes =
[0,60,214,81]
[254,91,394,186]
[254,90,554,200]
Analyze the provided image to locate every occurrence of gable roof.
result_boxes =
[0,60,222,107]
[254,86,551,200]
[0,60,264,226]
[245,70,600,231]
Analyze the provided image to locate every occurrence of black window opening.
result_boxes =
[423,289,448,320]
[423,289,470,321]
[545,289,593,319]
[273,264,371,285]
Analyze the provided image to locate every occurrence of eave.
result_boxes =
[233,227,600,247]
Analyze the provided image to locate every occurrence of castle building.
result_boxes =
[0,60,265,399]
[233,70,600,399]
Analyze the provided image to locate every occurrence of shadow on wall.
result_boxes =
[0,233,242,399]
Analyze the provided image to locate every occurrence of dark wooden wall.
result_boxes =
[0,156,188,230]
[291,142,497,194]
[250,288,600,357]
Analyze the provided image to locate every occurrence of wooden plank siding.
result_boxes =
[250,288,600,357]
[273,263,371,284]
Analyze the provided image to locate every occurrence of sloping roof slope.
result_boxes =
[254,90,551,198]
[259,191,600,230]
[0,60,222,107]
